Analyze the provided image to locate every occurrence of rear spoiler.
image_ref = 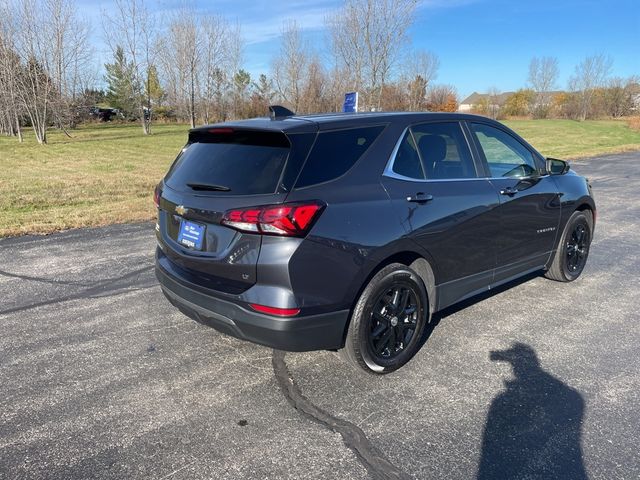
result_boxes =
[269,105,295,120]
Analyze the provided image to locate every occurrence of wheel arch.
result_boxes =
[575,201,596,226]
[339,250,437,347]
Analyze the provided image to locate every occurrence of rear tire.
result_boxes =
[545,210,593,282]
[339,263,429,374]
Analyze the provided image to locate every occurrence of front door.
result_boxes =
[381,121,501,310]
[467,122,561,283]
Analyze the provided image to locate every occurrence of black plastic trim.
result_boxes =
[156,262,349,351]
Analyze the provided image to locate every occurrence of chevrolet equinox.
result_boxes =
[154,110,595,373]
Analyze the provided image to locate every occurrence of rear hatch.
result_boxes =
[156,125,316,294]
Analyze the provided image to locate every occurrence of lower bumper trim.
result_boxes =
[156,264,349,352]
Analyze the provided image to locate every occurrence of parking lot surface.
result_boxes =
[1,152,639,479]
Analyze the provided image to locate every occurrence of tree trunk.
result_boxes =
[190,72,196,128]
[15,113,23,143]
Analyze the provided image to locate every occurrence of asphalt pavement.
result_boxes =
[1,152,639,479]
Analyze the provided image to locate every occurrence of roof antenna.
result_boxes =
[269,105,295,120]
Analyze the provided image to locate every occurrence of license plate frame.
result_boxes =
[177,220,206,250]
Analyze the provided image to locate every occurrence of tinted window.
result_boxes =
[471,123,538,178]
[295,126,385,188]
[391,131,425,179]
[165,130,289,195]
[412,122,477,179]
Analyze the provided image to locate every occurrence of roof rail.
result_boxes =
[269,105,295,120]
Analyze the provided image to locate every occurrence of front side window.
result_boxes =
[470,123,538,178]
[412,122,477,179]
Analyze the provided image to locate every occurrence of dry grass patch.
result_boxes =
[0,123,188,236]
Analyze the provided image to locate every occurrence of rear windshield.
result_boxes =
[164,130,290,195]
[295,125,385,188]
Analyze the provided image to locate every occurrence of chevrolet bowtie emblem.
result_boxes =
[175,205,188,216]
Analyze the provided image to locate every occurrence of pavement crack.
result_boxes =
[0,268,87,286]
[272,350,412,480]
[0,265,155,315]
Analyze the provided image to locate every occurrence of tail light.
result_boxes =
[222,201,325,237]
[153,184,161,209]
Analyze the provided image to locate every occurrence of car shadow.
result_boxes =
[477,343,588,479]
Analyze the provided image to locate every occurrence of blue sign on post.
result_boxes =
[343,92,358,113]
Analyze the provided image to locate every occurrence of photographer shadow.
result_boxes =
[478,343,588,479]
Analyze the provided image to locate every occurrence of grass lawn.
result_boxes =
[1,119,639,237]
[0,123,189,237]
[503,119,640,159]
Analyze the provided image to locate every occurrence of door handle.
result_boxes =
[500,187,518,196]
[406,192,433,203]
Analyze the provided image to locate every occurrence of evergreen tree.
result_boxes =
[145,64,164,106]
[104,46,138,119]
[253,74,275,104]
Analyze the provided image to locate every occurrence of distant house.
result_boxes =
[458,91,514,112]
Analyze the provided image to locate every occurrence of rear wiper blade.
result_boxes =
[186,182,231,192]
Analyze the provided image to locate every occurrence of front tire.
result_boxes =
[340,263,429,374]
[545,210,593,282]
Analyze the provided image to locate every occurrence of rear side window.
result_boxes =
[295,125,385,188]
[392,131,424,179]
[164,130,290,195]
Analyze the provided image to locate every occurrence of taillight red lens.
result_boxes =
[249,303,300,317]
[153,184,161,209]
[222,201,325,237]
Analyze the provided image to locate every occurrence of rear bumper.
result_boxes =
[155,260,349,352]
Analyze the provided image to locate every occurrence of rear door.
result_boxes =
[156,127,315,293]
[380,121,501,309]
[466,122,561,282]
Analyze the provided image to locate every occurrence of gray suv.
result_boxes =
[155,110,595,373]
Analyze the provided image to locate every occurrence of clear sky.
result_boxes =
[83,0,640,99]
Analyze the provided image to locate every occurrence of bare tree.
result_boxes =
[528,56,559,118]
[5,0,57,143]
[225,21,245,120]
[487,86,501,119]
[327,0,418,110]
[159,8,201,128]
[103,0,155,134]
[299,57,331,114]
[569,53,613,120]
[272,21,309,113]
[5,0,86,143]
[158,12,242,125]
[403,50,440,111]
[200,15,230,124]
[0,11,23,141]
[425,84,458,112]
[603,76,640,118]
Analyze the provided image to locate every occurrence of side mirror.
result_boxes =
[546,158,570,175]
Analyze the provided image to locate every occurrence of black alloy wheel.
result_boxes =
[340,263,429,374]
[565,222,590,275]
[367,284,419,362]
[545,209,593,282]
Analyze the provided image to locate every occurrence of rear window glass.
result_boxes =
[295,125,385,188]
[164,130,290,195]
